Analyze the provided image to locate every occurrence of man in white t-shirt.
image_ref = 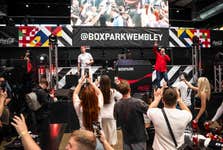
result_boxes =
[77,45,94,78]
[147,87,192,150]
[172,72,192,109]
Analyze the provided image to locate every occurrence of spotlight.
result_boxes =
[214,52,223,64]
[49,34,58,45]
[40,56,45,61]
[25,4,29,8]
[39,54,48,65]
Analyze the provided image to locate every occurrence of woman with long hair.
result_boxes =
[99,75,122,146]
[73,76,103,131]
[184,77,211,130]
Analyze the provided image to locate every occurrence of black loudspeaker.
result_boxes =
[65,75,78,88]
[55,89,73,101]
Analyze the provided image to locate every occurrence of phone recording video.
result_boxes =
[84,68,89,78]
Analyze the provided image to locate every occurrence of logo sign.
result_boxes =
[0,27,18,47]
[73,27,169,47]
[211,30,223,47]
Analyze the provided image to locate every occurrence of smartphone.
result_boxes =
[84,68,89,78]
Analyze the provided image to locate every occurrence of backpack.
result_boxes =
[25,92,42,111]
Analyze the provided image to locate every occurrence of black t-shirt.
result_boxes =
[114,97,148,144]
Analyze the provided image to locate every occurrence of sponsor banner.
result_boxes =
[73,27,169,47]
[0,26,18,47]
[169,27,211,48]
[18,25,72,47]
[211,30,223,47]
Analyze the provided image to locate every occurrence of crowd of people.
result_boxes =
[0,44,222,150]
[71,0,169,27]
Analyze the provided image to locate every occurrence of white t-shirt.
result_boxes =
[78,52,93,67]
[147,108,192,150]
[173,81,192,106]
[101,89,122,119]
[73,93,104,129]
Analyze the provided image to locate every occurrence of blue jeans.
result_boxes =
[156,71,168,88]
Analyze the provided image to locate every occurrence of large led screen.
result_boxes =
[71,0,169,27]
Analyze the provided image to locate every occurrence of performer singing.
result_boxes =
[153,42,171,88]
[77,45,94,78]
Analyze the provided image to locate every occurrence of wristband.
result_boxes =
[19,131,30,138]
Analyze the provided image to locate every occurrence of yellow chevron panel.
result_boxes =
[42,40,49,47]
[186,29,194,38]
[57,30,62,37]
[177,29,186,37]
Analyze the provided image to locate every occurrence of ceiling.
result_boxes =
[169,0,223,28]
[1,0,223,28]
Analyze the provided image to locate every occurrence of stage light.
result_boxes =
[39,54,48,65]
[214,52,223,64]
[49,34,58,45]
[40,56,44,61]
[25,4,29,8]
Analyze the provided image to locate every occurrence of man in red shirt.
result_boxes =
[153,42,171,88]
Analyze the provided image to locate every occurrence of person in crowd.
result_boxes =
[31,78,51,149]
[0,75,12,105]
[153,41,171,88]
[72,75,103,131]
[0,78,12,143]
[108,7,124,26]
[77,45,94,79]
[11,113,114,150]
[0,91,6,144]
[114,80,148,150]
[147,87,192,149]
[65,129,114,150]
[172,72,192,110]
[211,80,223,122]
[23,50,35,92]
[11,114,41,150]
[0,90,7,123]
[211,101,223,122]
[66,129,96,150]
[24,50,33,74]
[99,75,122,146]
[184,77,211,131]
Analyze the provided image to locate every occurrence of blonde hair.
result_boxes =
[197,77,211,100]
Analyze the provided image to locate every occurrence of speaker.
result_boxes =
[65,75,78,88]
[55,89,73,101]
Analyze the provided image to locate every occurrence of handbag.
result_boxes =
[161,108,192,150]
